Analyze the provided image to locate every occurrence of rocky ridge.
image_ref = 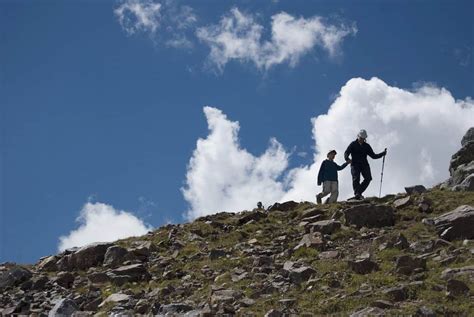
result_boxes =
[1,128,473,316]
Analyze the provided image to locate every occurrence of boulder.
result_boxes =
[0,266,32,290]
[432,205,474,240]
[210,288,243,306]
[48,298,79,317]
[54,272,75,288]
[98,293,131,308]
[268,201,299,212]
[159,303,194,314]
[310,220,341,235]
[294,232,325,251]
[343,204,395,228]
[395,255,426,275]
[37,255,59,272]
[107,263,151,286]
[393,196,411,209]
[405,185,427,195]
[348,258,379,274]
[383,286,409,301]
[103,246,129,267]
[57,242,113,271]
[288,266,316,284]
[238,211,267,225]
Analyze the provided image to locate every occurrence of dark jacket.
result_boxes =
[317,159,349,185]
[344,140,384,166]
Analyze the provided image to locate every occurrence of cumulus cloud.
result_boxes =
[196,8,357,71]
[183,78,474,219]
[181,107,289,219]
[58,202,152,251]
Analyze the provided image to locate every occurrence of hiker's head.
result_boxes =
[357,129,368,143]
[327,150,337,160]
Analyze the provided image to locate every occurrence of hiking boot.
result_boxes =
[316,194,322,204]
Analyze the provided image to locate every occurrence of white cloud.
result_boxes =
[58,202,153,251]
[183,78,474,219]
[114,0,197,46]
[114,0,162,35]
[196,8,356,71]
[181,107,289,219]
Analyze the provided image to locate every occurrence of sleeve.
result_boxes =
[344,143,352,161]
[337,161,349,170]
[367,144,384,159]
[317,161,325,185]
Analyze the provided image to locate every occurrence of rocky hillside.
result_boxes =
[1,129,473,316]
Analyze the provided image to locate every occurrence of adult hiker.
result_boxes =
[344,129,387,200]
[316,150,351,204]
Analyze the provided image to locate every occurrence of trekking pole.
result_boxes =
[379,148,387,198]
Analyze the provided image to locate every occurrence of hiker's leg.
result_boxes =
[351,165,361,195]
[359,165,373,195]
[327,181,339,203]
[320,181,332,198]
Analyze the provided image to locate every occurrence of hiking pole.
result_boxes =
[379,148,387,198]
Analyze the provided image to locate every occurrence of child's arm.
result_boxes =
[317,161,326,185]
[337,161,350,171]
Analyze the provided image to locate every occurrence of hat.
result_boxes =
[358,129,368,139]
[327,150,337,156]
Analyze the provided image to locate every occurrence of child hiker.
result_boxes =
[316,150,351,204]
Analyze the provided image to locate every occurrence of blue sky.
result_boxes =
[1,0,473,263]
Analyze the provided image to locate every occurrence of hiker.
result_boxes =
[316,150,350,204]
[344,129,387,200]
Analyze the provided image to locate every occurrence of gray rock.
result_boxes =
[310,219,342,235]
[343,204,395,228]
[405,185,427,195]
[98,293,131,308]
[57,242,113,271]
[103,246,129,267]
[433,205,474,240]
[37,255,59,272]
[383,286,409,301]
[54,272,75,288]
[393,196,411,209]
[238,211,267,225]
[0,266,32,290]
[288,266,316,284]
[209,249,227,260]
[461,127,474,147]
[348,258,379,274]
[294,232,325,251]
[159,303,195,314]
[395,255,426,275]
[211,288,243,306]
[268,201,299,212]
[107,263,150,285]
[48,298,78,317]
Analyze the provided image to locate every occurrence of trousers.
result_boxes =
[318,181,339,203]
[351,164,372,196]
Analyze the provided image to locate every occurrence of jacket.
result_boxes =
[317,159,349,185]
[344,140,384,166]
